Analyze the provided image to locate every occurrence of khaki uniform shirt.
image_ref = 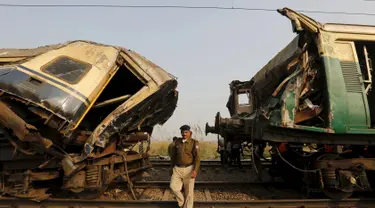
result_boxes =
[170,137,200,172]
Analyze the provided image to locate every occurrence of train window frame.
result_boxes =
[238,93,249,105]
[41,55,92,85]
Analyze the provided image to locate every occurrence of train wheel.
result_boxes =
[317,154,353,200]
[322,188,353,200]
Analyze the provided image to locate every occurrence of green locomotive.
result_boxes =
[206,8,375,199]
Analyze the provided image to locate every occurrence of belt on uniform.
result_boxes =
[176,164,192,168]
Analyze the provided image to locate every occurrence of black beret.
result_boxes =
[180,125,191,131]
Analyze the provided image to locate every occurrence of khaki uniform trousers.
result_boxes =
[169,165,195,208]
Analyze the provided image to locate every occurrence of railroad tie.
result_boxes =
[162,189,170,201]
[204,188,212,201]
[138,188,151,200]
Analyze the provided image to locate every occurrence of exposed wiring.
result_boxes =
[273,144,321,173]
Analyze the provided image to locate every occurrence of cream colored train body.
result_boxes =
[0,40,178,200]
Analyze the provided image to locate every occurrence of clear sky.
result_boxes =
[1,0,375,140]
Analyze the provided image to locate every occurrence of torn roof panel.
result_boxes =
[122,50,176,86]
[278,7,375,35]
[0,43,63,59]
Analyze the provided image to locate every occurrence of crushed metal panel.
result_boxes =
[252,35,303,106]
[0,66,84,122]
[82,76,177,151]
[0,40,179,200]
[74,47,178,162]
[123,50,176,86]
[277,7,321,33]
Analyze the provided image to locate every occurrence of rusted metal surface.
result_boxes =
[0,101,45,144]
[29,171,60,181]
[314,158,375,170]
[94,140,117,158]
[122,132,150,142]
[64,170,86,191]
[7,171,59,182]
[295,105,323,123]
[0,100,62,162]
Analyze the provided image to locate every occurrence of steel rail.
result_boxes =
[0,197,374,208]
[150,160,272,168]
[132,180,282,189]
[149,159,266,162]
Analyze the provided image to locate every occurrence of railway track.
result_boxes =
[150,159,272,168]
[2,181,374,207]
[107,180,375,202]
[2,158,365,207]
[132,180,281,189]
[0,197,374,208]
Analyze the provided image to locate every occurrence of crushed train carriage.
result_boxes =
[206,8,375,199]
[0,40,178,200]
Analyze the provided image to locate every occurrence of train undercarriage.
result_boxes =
[207,114,375,199]
[0,119,153,201]
[266,142,375,199]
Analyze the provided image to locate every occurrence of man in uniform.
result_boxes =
[169,125,200,208]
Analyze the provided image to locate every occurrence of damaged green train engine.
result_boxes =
[206,8,375,199]
[0,40,178,200]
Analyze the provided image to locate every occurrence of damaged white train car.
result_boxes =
[0,40,178,200]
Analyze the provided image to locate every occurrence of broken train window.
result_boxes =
[41,56,92,84]
[238,93,249,105]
